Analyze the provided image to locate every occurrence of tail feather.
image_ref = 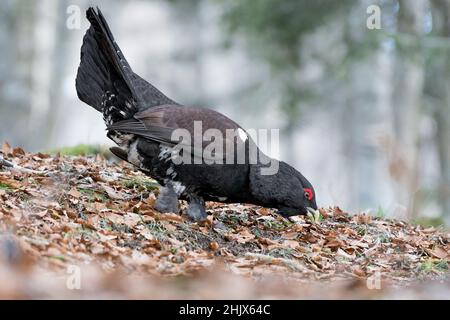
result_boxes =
[76,7,134,112]
[76,7,178,116]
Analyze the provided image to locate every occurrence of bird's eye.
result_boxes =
[303,188,313,201]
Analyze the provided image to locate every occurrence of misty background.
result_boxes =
[0,0,449,224]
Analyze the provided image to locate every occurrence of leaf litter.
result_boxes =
[0,143,449,299]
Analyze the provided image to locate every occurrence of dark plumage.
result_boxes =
[76,7,318,221]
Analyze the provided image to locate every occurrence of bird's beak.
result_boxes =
[306,207,320,223]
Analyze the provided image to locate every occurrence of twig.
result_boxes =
[245,252,310,273]
[0,155,46,175]
[0,156,14,168]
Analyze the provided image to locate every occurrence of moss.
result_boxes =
[267,248,295,259]
[419,260,449,273]
[122,176,160,191]
[412,217,446,229]
[48,255,67,262]
[145,221,169,241]
[45,144,108,156]
[375,206,386,218]
[0,182,14,191]
[77,187,108,202]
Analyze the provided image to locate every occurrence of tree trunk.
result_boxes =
[430,0,450,223]
[0,0,36,148]
[391,0,426,218]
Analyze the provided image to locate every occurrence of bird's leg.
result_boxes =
[186,195,207,222]
[154,183,179,214]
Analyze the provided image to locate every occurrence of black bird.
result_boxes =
[76,7,318,221]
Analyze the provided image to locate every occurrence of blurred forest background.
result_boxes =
[0,0,449,224]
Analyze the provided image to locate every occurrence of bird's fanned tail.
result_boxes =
[75,7,177,118]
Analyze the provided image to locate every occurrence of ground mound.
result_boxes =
[0,143,449,298]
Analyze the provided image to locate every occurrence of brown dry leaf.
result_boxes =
[325,238,344,250]
[162,222,177,233]
[76,219,97,231]
[102,185,128,201]
[256,208,271,216]
[139,228,156,241]
[282,240,300,249]
[68,188,82,199]
[0,178,21,189]
[258,237,279,247]
[122,213,141,228]
[427,247,449,260]
[91,244,106,255]
[305,234,318,244]
[157,212,183,223]
[353,214,372,224]
[209,242,220,251]
[86,202,107,212]
[32,210,48,218]
[352,267,366,277]
[319,208,329,219]
[12,147,26,157]
[281,231,299,240]
[2,142,12,155]
[236,229,256,244]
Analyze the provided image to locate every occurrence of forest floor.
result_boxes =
[0,143,449,299]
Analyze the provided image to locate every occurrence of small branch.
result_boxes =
[0,155,46,175]
[0,156,14,168]
[245,252,310,273]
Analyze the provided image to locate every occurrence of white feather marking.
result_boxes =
[165,167,178,179]
[158,146,172,161]
[171,181,186,196]
[127,140,141,166]
[110,133,134,147]
[238,128,248,142]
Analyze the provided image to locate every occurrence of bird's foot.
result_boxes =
[186,196,207,222]
[154,185,179,214]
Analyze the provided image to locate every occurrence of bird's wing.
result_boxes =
[106,118,176,145]
[107,105,250,161]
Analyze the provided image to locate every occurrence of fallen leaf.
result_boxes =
[427,246,449,260]
[209,242,219,251]
[2,142,12,155]
[282,240,300,249]
[68,188,82,199]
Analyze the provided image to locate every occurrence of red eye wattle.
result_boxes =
[304,188,313,201]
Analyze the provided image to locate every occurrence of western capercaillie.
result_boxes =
[76,7,318,221]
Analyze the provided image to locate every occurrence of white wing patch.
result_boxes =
[166,167,178,179]
[171,181,186,196]
[237,128,248,142]
[127,140,142,167]
[110,133,134,148]
[158,145,173,161]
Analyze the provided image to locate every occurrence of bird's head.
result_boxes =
[249,161,318,218]
[277,172,318,217]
